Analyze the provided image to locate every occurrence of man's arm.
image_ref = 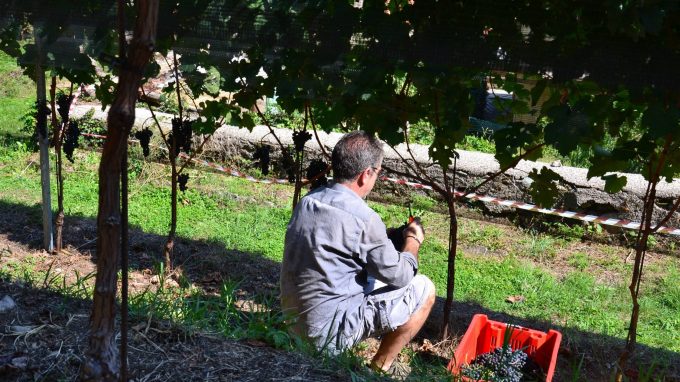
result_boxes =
[361,215,426,288]
[401,219,425,262]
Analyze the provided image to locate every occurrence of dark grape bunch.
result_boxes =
[387,217,423,250]
[461,346,529,382]
[282,152,296,183]
[63,121,80,163]
[56,94,74,122]
[134,128,153,157]
[178,173,189,192]
[292,130,312,152]
[169,118,193,156]
[306,159,328,190]
[252,145,271,175]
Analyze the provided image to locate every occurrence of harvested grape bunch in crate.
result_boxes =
[448,314,562,382]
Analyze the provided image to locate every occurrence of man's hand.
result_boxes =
[402,217,425,246]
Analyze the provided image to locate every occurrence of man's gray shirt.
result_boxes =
[280,182,418,346]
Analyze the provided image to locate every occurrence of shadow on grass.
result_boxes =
[0,199,678,381]
[0,199,281,296]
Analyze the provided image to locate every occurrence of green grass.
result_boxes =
[459,220,504,251]
[567,252,590,270]
[1,146,679,356]
[0,50,33,139]
[2,141,680,380]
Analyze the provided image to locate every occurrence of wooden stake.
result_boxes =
[34,28,54,254]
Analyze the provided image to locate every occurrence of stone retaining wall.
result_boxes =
[72,105,680,228]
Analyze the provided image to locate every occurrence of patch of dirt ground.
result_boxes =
[0,204,353,381]
[0,278,348,381]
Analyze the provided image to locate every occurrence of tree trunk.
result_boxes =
[51,76,64,254]
[81,1,158,380]
[616,180,658,380]
[55,137,64,254]
[292,151,304,210]
[441,196,458,338]
[164,52,183,272]
[164,158,177,271]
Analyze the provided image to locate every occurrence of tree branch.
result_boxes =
[652,197,680,233]
[253,101,287,155]
[381,163,448,196]
[461,143,545,198]
[177,134,214,175]
[307,104,331,160]
[403,126,440,189]
[141,87,170,150]
[172,51,184,122]
[161,54,201,113]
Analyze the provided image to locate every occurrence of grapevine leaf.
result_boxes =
[143,61,161,85]
[602,174,627,193]
[587,149,631,179]
[428,117,464,169]
[95,75,116,111]
[544,104,592,156]
[241,112,256,131]
[312,102,348,133]
[52,53,96,84]
[494,122,542,168]
[234,90,261,111]
[527,167,562,207]
[642,103,680,140]
[0,24,21,57]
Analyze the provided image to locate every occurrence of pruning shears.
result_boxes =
[408,204,415,224]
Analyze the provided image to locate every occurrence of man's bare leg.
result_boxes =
[370,282,436,371]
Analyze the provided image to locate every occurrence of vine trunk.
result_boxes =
[82,1,158,380]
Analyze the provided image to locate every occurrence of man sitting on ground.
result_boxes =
[280,130,436,375]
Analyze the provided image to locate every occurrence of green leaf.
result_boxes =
[234,89,262,111]
[0,24,22,57]
[241,112,256,130]
[143,61,162,85]
[602,174,627,193]
[586,150,629,179]
[200,99,235,120]
[544,105,592,156]
[51,56,96,85]
[312,102,348,133]
[95,75,116,111]
[527,167,562,207]
[642,103,680,140]
[494,122,542,168]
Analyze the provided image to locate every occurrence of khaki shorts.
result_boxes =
[361,274,433,337]
[312,274,433,353]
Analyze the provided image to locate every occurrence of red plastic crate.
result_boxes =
[448,314,562,382]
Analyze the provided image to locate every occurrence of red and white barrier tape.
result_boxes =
[383,176,680,235]
[81,133,680,236]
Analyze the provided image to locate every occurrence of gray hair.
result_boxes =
[332,131,383,183]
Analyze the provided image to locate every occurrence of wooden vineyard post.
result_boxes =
[34,28,54,253]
